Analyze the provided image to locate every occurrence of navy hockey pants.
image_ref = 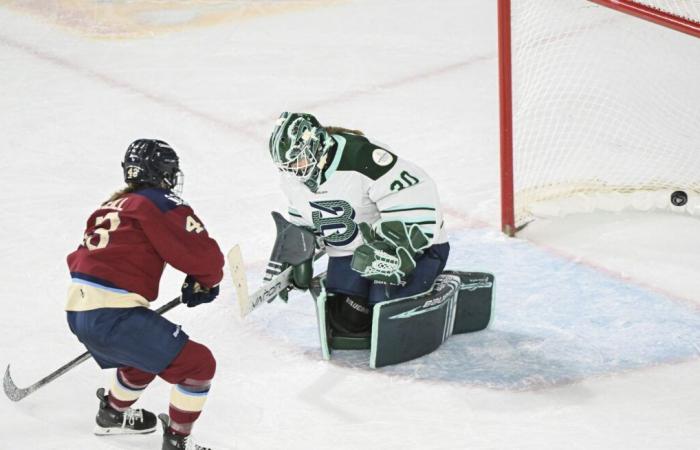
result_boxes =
[67,306,189,374]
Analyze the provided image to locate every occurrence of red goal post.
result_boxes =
[498,0,700,236]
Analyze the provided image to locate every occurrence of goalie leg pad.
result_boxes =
[310,276,332,360]
[443,271,495,334]
[311,275,371,354]
[311,267,492,366]
[370,274,461,368]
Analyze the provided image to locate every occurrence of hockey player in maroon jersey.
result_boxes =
[65,139,224,450]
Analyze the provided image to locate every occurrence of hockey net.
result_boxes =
[499,0,700,235]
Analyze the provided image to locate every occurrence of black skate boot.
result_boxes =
[94,388,157,435]
[159,413,212,450]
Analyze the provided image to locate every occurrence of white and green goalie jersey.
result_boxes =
[280,132,448,258]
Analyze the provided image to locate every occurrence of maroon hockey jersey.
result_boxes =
[67,188,224,301]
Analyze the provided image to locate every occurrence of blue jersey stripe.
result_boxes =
[71,272,129,294]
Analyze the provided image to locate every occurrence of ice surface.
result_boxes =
[0,1,698,449]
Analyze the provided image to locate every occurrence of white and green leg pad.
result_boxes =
[370,271,494,368]
[310,276,332,361]
[310,271,494,368]
[310,275,372,361]
[445,271,495,334]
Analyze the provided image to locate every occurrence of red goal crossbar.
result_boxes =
[588,0,700,38]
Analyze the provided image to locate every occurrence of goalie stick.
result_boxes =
[3,295,182,402]
[228,245,326,318]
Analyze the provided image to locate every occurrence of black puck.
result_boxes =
[671,190,688,206]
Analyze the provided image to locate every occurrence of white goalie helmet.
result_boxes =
[268,112,334,192]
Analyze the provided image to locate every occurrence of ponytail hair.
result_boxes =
[102,184,140,205]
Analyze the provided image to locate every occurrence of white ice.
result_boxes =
[0,1,699,449]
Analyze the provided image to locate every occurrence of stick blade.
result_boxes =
[3,365,28,402]
[227,245,251,318]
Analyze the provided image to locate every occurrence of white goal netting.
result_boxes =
[509,0,700,228]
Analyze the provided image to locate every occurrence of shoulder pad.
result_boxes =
[336,134,397,180]
[133,188,189,213]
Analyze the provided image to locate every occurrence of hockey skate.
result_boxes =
[159,413,212,450]
[94,388,157,435]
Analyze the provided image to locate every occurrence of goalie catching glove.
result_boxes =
[351,220,430,285]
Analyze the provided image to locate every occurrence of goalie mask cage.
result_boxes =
[498,0,700,236]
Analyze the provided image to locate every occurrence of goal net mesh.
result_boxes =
[510,0,700,228]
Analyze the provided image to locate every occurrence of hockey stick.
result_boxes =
[228,245,326,318]
[3,296,182,402]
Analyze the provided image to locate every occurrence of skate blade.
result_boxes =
[93,424,156,436]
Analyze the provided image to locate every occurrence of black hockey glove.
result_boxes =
[351,221,430,285]
[181,275,220,308]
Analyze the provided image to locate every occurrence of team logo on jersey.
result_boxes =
[372,149,393,166]
[310,200,358,247]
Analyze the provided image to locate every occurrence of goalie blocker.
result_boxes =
[310,271,494,368]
